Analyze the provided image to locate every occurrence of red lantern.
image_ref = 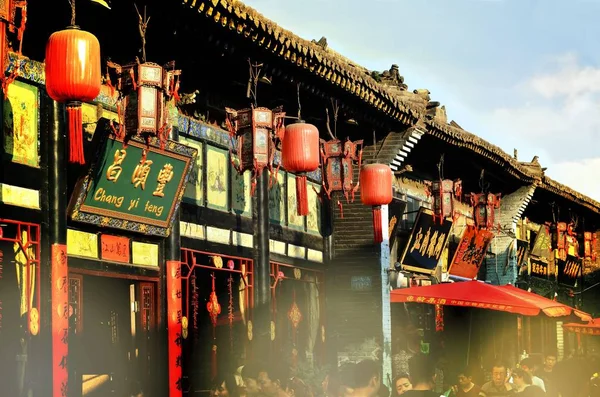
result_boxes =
[45,26,101,164]
[470,192,501,230]
[282,121,320,216]
[360,164,393,243]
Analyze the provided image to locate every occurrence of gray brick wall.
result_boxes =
[485,185,535,285]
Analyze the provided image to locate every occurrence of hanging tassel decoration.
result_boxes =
[228,274,234,350]
[206,273,221,380]
[372,205,383,244]
[435,304,444,332]
[296,174,309,216]
[67,101,85,164]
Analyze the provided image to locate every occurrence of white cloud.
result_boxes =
[482,53,600,201]
[551,158,600,202]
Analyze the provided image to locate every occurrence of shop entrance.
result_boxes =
[69,273,158,397]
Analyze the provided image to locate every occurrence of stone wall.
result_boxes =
[485,185,536,285]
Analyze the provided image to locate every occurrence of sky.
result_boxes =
[242,0,600,201]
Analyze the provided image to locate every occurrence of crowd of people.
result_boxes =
[207,353,600,397]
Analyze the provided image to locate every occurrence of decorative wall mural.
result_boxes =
[307,181,321,235]
[231,156,251,217]
[3,80,38,167]
[181,136,204,206]
[206,145,228,211]
[287,174,305,230]
[269,170,286,225]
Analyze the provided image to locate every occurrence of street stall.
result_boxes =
[390,280,591,385]
[562,318,600,355]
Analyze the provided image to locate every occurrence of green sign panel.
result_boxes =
[70,135,197,237]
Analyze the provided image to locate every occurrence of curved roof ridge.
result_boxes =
[182,0,428,123]
[426,119,600,213]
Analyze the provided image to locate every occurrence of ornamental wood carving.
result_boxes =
[225,107,286,195]
[319,138,363,213]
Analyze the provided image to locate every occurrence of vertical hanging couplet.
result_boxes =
[360,164,393,243]
[166,260,183,397]
[51,244,69,397]
[282,121,320,216]
[45,26,101,164]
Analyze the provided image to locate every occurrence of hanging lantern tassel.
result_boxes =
[372,205,383,243]
[435,304,444,332]
[67,101,85,164]
[296,173,309,216]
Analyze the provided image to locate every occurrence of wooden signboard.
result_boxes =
[399,208,453,275]
[448,225,494,279]
[69,133,197,237]
[557,255,582,287]
[530,257,549,279]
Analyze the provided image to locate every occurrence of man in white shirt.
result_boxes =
[519,358,546,392]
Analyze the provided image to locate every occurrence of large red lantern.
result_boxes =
[360,164,393,243]
[46,26,101,164]
[282,121,320,216]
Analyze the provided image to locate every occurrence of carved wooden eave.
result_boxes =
[181,0,426,126]
[424,119,600,214]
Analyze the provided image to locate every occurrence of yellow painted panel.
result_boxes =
[67,229,99,259]
[206,145,228,211]
[0,184,40,209]
[3,80,39,167]
[131,241,159,267]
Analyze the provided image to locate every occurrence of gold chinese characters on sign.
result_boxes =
[409,228,446,260]
[530,258,549,278]
[399,208,453,275]
[104,150,176,197]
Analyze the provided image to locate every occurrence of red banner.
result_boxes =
[449,226,494,279]
[52,244,68,397]
[100,234,130,263]
[167,260,183,397]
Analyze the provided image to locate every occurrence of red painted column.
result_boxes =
[167,260,183,397]
[51,244,68,397]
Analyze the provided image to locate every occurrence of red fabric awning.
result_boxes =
[563,318,600,335]
[390,281,592,321]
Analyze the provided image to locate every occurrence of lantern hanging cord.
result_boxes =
[372,130,377,163]
[297,82,302,121]
[247,59,262,108]
[479,169,489,193]
[68,0,76,26]
[437,154,445,180]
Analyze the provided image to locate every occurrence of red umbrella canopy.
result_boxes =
[562,318,600,335]
[499,284,590,321]
[390,281,592,321]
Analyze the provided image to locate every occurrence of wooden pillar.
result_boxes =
[40,98,69,397]
[253,168,271,358]
[165,127,182,397]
